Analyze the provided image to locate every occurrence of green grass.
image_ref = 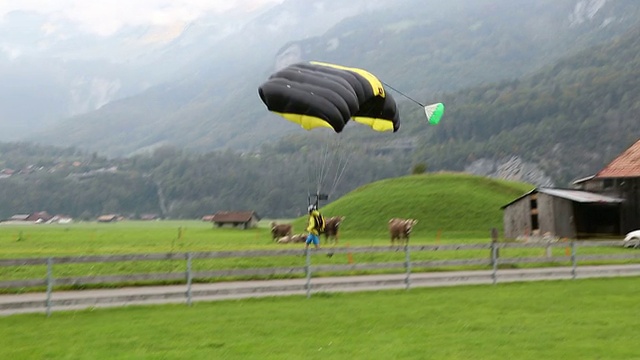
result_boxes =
[0,222,635,287]
[1,277,639,359]
[0,220,275,258]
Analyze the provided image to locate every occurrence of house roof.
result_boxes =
[211,211,260,223]
[501,188,624,209]
[595,139,640,178]
[571,175,595,185]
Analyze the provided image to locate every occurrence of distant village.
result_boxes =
[0,163,119,180]
[0,163,147,224]
[0,212,162,225]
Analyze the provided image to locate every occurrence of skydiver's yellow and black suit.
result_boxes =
[305,205,321,249]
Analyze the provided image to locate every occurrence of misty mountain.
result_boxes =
[0,0,388,142]
[24,0,640,157]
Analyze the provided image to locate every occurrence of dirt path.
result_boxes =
[2,264,639,316]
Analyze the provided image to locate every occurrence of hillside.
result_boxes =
[29,0,640,157]
[292,173,534,237]
[412,24,640,186]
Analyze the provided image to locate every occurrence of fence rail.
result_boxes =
[1,240,639,315]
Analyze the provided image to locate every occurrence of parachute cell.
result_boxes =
[258,61,400,133]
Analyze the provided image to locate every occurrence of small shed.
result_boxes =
[140,214,160,221]
[8,214,30,222]
[502,188,624,239]
[97,214,119,223]
[210,211,261,229]
[6,212,53,223]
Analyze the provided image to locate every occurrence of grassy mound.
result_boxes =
[295,173,533,237]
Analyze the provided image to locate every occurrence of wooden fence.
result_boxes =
[1,240,640,316]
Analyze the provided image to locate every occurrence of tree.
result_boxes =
[412,163,428,175]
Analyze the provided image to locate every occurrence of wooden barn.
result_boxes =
[502,138,640,239]
[501,188,624,239]
[210,211,261,229]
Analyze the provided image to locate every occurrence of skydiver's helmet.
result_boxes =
[308,204,317,213]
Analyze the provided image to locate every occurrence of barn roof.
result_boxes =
[211,211,260,223]
[595,139,640,178]
[501,188,624,209]
[537,188,624,203]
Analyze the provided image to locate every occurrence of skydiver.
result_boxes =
[304,204,322,251]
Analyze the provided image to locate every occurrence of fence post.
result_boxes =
[571,240,577,280]
[404,244,411,290]
[305,248,312,299]
[546,241,552,258]
[46,257,53,317]
[491,241,498,285]
[186,252,193,306]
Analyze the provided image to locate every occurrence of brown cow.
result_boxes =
[323,216,345,245]
[388,218,418,247]
[271,222,293,241]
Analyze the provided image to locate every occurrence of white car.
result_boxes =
[623,230,640,248]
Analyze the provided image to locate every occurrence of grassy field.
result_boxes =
[0,220,272,257]
[1,277,639,359]
[0,219,634,297]
[0,173,534,258]
[0,173,633,286]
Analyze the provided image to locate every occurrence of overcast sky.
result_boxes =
[0,0,285,36]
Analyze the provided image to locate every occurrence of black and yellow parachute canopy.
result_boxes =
[258,61,400,133]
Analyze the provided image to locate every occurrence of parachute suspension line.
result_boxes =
[310,138,332,201]
[381,80,425,108]
[325,136,352,200]
[309,135,353,207]
[317,140,332,195]
[326,138,343,198]
[307,139,328,206]
[327,152,351,200]
[306,149,313,206]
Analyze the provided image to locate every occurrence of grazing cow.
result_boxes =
[271,222,293,241]
[388,218,418,246]
[323,216,345,245]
